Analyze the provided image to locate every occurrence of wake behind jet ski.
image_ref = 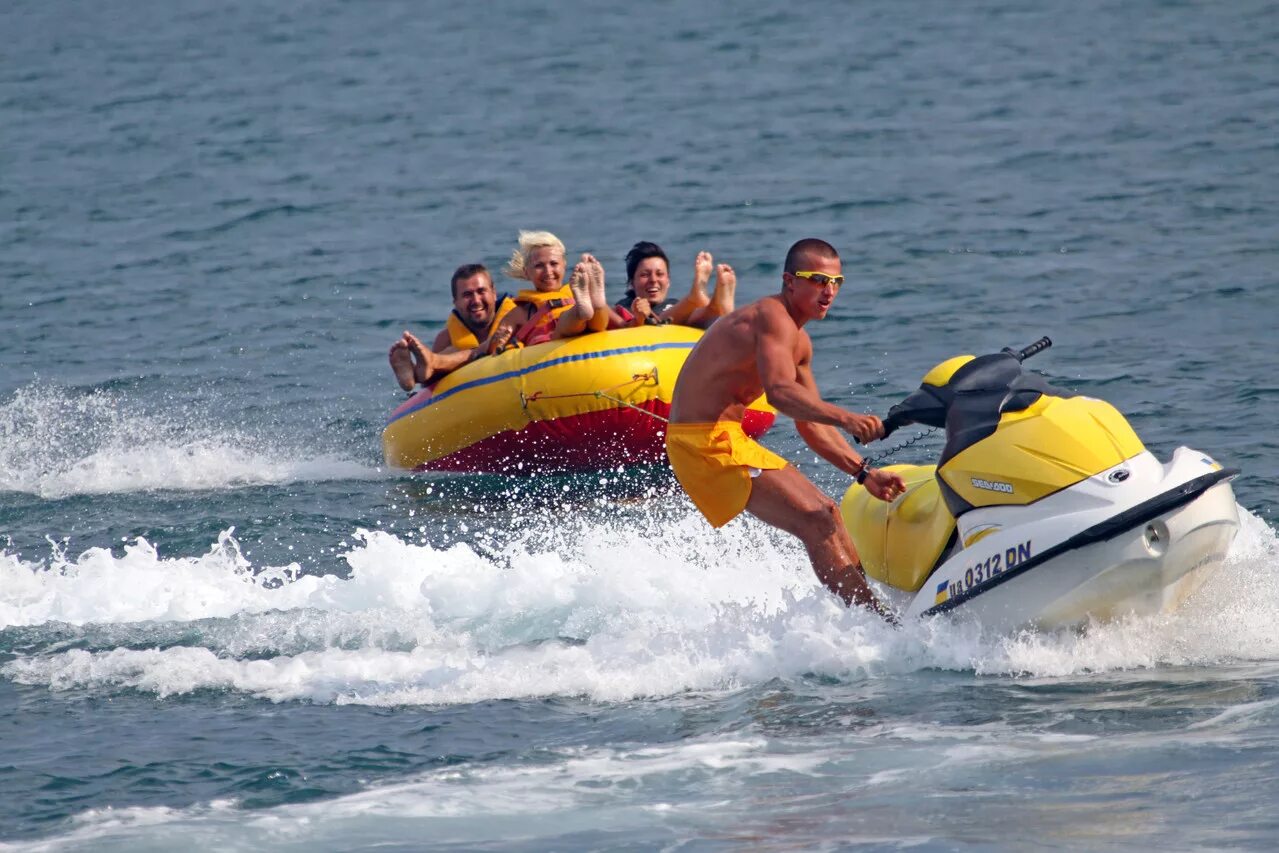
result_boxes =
[840,337,1241,633]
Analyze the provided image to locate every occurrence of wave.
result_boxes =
[3,507,1277,705]
[0,384,380,498]
[0,736,812,852]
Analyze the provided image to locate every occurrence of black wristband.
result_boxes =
[855,466,870,485]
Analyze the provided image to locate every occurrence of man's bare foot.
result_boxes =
[403,331,436,386]
[709,262,736,316]
[688,251,713,308]
[388,337,416,392]
[567,261,595,324]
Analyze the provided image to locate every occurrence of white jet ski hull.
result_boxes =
[885,447,1240,633]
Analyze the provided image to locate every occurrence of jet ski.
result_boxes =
[840,337,1240,632]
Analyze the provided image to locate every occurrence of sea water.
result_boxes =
[3,0,1278,849]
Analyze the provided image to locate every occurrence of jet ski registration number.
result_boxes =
[953,539,1033,595]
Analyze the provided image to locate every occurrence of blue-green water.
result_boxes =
[3,0,1278,849]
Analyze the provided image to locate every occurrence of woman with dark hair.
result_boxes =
[615,241,736,330]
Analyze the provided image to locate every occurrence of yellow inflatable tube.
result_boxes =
[382,325,775,473]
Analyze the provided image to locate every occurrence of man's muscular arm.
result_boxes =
[781,335,905,501]
[792,366,906,501]
[754,303,883,442]
[792,362,868,477]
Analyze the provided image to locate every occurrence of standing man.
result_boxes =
[388,263,516,391]
[665,238,906,619]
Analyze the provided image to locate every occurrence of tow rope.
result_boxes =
[520,370,669,423]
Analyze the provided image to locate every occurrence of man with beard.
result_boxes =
[388,263,516,391]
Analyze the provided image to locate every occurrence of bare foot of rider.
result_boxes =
[403,331,436,386]
[709,263,736,317]
[388,336,417,392]
[584,253,608,313]
[579,253,609,331]
[567,260,595,324]
[689,251,713,308]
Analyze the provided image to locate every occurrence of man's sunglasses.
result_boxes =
[791,271,845,287]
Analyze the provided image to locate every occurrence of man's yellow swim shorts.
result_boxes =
[665,421,789,528]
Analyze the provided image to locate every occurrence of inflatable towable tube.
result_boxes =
[382,325,776,473]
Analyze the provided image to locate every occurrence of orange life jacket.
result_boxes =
[513,285,575,346]
[445,295,518,350]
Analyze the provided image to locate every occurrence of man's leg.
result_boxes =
[745,465,889,616]
[405,332,476,386]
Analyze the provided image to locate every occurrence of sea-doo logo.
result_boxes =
[971,477,1014,494]
[1108,469,1130,483]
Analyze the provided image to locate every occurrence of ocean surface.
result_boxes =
[3,0,1278,848]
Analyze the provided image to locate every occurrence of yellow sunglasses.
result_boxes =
[792,270,845,287]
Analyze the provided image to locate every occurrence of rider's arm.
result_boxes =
[754,306,863,432]
[794,359,906,500]
[793,363,867,477]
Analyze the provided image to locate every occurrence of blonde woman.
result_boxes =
[486,230,610,353]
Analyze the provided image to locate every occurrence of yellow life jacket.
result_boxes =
[514,284,575,346]
[445,294,518,350]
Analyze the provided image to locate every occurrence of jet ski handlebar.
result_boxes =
[1003,336,1052,362]
[880,410,910,440]
[876,336,1053,441]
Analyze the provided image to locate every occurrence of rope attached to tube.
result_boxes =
[520,370,670,423]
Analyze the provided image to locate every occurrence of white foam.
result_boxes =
[2,506,1277,706]
[0,531,340,628]
[0,384,379,498]
[1,517,903,703]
